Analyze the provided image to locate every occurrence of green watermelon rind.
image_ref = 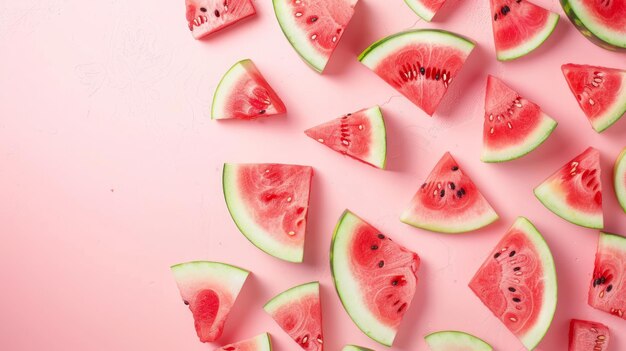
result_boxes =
[590,74,626,133]
[496,12,559,61]
[404,0,437,22]
[170,261,250,284]
[533,180,603,229]
[615,148,626,213]
[560,0,626,51]
[424,330,493,350]
[212,59,251,120]
[342,345,376,351]
[263,281,319,313]
[222,333,273,351]
[363,106,387,169]
[599,231,626,253]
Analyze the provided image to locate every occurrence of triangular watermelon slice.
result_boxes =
[223,164,313,262]
[404,0,447,22]
[212,59,286,120]
[588,232,626,320]
[214,333,273,351]
[359,30,475,116]
[264,281,323,351]
[615,147,626,213]
[273,0,358,73]
[561,64,626,133]
[469,217,557,350]
[171,261,250,343]
[534,147,603,229]
[425,331,493,351]
[482,75,557,162]
[185,0,256,39]
[569,319,610,351]
[400,152,499,233]
[490,0,559,61]
[304,106,387,169]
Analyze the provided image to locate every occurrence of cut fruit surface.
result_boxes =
[562,64,626,132]
[425,331,493,351]
[469,217,557,350]
[331,210,420,346]
[359,30,475,116]
[273,0,358,73]
[561,0,626,51]
[615,147,626,212]
[214,333,273,351]
[185,0,256,39]
[304,106,387,169]
[534,147,603,229]
[264,282,323,351]
[588,232,626,320]
[490,0,559,61]
[212,59,286,120]
[223,163,313,262]
[171,261,250,343]
[401,152,498,233]
[482,75,557,162]
[342,345,375,351]
[568,319,609,351]
[404,0,447,21]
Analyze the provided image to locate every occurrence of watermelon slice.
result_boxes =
[304,106,387,169]
[358,30,475,116]
[424,331,493,351]
[561,0,626,51]
[185,0,256,39]
[469,217,557,350]
[588,232,626,320]
[404,0,447,21]
[331,210,420,346]
[490,0,559,61]
[534,147,603,229]
[400,152,499,233]
[342,345,375,351]
[615,147,626,212]
[273,0,358,73]
[222,163,313,262]
[215,333,273,351]
[561,64,626,132]
[212,59,286,120]
[264,281,323,350]
[568,319,609,351]
[482,75,557,162]
[171,261,250,343]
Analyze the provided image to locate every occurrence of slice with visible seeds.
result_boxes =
[185,0,256,39]
[568,319,609,351]
[588,232,626,320]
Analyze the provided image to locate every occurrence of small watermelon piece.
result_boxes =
[561,0,626,51]
[304,106,387,169]
[223,164,313,263]
[273,0,358,73]
[342,345,375,351]
[469,217,557,350]
[404,0,447,21]
[185,0,256,39]
[400,152,499,233]
[424,331,493,351]
[212,59,286,120]
[490,0,559,61]
[331,210,420,346]
[171,261,250,343]
[534,147,603,229]
[568,319,609,351]
[358,30,475,116]
[215,333,273,351]
[615,147,626,212]
[482,76,557,162]
[588,232,626,320]
[561,64,626,132]
[264,281,323,351]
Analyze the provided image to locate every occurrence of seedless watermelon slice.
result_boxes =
[615,147,626,212]
[424,331,493,351]
[342,345,375,351]
[212,59,286,120]
[561,64,626,132]
[588,232,626,320]
[304,106,387,169]
[264,281,323,350]
[171,261,249,343]
[273,0,358,73]
[404,0,447,21]
[568,319,609,351]
[359,30,475,116]
[534,147,603,229]
[331,210,420,346]
[185,0,256,39]
[400,152,499,233]
[215,333,273,351]
[561,0,626,50]
[469,217,557,350]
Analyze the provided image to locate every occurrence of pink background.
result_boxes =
[1,0,625,350]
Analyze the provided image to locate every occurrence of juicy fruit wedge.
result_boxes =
[490,0,559,61]
[359,30,475,116]
[264,282,323,351]
[222,163,313,262]
[469,217,557,350]
[171,261,249,343]
[215,333,273,351]
[304,106,387,169]
[561,64,626,132]
[404,0,447,21]
[342,345,375,351]
[534,147,603,229]
[186,0,256,39]
[425,331,493,351]
[273,0,358,73]
[482,76,557,162]
[561,0,626,51]
[400,152,499,233]
[588,232,626,320]
[615,147,626,212]
[569,319,609,351]
[212,59,286,120]
[331,210,420,346]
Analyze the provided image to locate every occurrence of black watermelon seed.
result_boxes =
[509,287,516,292]
[449,182,456,190]
[494,13,498,21]
[607,284,613,292]
[378,260,384,268]
[214,9,220,17]
[184,300,189,305]
[452,166,459,171]
[514,267,521,271]
[460,188,466,195]
[440,189,445,197]
[259,109,266,114]
[456,190,463,198]
[513,297,521,303]
[310,16,318,23]
[378,234,385,239]
[600,277,606,284]
[371,245,379,250]
[421,183,427,189]
[392,280,398,286]
[200,7,207,12]
[509,250,516,257]
[435,73,440,80]
[420,67,425,75]
[494,252,501,259]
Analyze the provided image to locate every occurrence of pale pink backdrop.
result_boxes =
[1,0,625,350]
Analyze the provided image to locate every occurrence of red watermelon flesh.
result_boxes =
[404,0,448,21]
[589,232,626,320]
[186,0,256,39]
[569,319,609,351]
[578,0,626,32]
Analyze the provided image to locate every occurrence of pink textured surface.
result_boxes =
[1,0,625,350]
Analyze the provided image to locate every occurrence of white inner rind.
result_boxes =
[615,148,626,212]
[341,345,374,351]
[253,333,273,351]
[497,12,559,61]
[404,0,436,21]
[600,231,626,252]
[592,73,626,133]
[264,281,319,313]
[424,330,493,351]
[534,180,603,229]
[362,106,387,169]
[212,59,254,119]
[566,0,626,49]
